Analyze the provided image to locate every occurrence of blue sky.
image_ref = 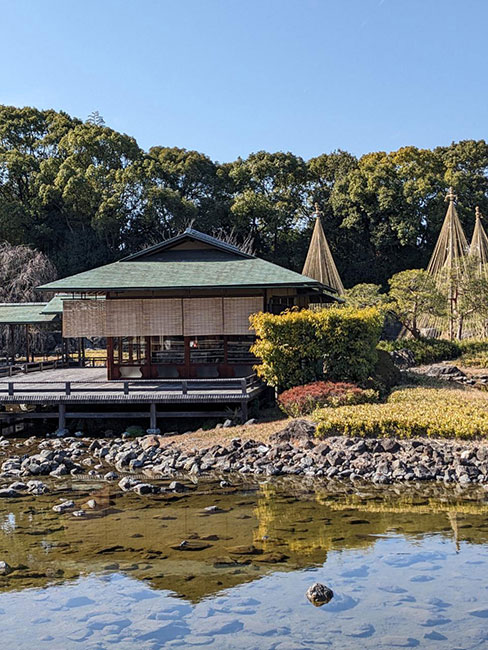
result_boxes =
[2,0,487,162]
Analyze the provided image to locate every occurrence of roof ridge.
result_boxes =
[120,229,254,261]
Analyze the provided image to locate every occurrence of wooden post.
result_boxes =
[241,400,248,423]
[25,324,30,364]
[58,404,66,431]
[9,324,15,365]
[149,403,157,430]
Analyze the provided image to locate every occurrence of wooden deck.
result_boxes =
[0,368,266,426]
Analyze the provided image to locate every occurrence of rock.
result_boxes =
[52,500,75,513]
[426,364,466,378]
[104,471,118,481]
[72,510,86,517]
[222,419,233,428]
[244,418,257,426]
[0,561,12,575]
[118,477,139,491]
[140,434,162,450]
[204,505,222,513]
[390,348,416,369]
[168,481,186,492]
[7,481,27,491]
[306,582,334,606]
[85,499,97,509]
[0,489,22,498]
[50,464,69,477]
[131,483,155,495]
[270,419,316,444]
[26,480,49,495]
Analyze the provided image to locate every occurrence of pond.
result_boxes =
[1,476,488,649]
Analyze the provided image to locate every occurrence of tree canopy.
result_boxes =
[1,104,488,284]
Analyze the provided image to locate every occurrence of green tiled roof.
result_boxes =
[41,294,105,314]
[39,258,336,294]
[0,303,57,324]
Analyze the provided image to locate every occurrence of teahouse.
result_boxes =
[39,229,339,381]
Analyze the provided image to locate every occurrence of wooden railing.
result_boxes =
[0,374,261,398]
[0,359,67,378]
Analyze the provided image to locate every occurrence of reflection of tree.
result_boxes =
[254,482,488,557]
[2,482,488,602]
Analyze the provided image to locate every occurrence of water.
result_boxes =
[1,477,488,649]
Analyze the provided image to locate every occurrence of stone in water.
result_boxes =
[306,582,334,606]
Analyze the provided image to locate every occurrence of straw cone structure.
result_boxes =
[427,189,468,276]
[422,189,469,340]
[469,206,488,269]
[303,207,344,295]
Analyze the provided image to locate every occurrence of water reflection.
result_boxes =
[1,478,488,648]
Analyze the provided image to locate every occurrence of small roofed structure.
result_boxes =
[302,205,344,295]
[0,303,58,364]
[39,228,340,380]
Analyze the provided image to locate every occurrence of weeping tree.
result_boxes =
[0,243,57,359]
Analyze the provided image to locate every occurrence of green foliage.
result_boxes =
[250,307,383,390]
[343,283,388,308]
[315,386,488,439]
[124,425,146,437]
[2,105,488,286]
[378,338,461,365]
[388,269,445,338]
[278,381,378,417]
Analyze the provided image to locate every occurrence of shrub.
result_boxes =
[315,386,488,439]
[458,339,488,356]
[278,381,378,417]
[378,338,460,365]
[250,306,383,391]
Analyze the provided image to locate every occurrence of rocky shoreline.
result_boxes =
[1,420,488,500]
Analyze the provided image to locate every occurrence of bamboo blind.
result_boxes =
[141,299,183,335]
[105,299,184,336]
[63,296,263,338]
[105,299,143,337]
[223,297,262,334]
[63,300,107,337]
[183,297,223,336]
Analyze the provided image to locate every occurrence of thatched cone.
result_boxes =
[302,208,344,295]
[427,189,468,276]
[469,206,488,269]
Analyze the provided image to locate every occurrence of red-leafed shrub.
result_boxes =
[278,381,378,417]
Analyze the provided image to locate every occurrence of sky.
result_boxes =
[1,0,487,162]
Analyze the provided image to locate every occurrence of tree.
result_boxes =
[388,269,445,339]
[0,242,57,358]
[344,283,387,309]
[225,151,309,269]
[86,111,105,126]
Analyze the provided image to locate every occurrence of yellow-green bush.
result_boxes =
[250,306,383,390]
[315,386,488,439]
[461,353,488,368]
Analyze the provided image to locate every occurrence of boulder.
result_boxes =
[53,500,75,513]
[0,561,12,575]
[305,582,334,606]
[270,419,317,444]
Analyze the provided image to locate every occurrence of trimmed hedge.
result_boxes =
[278,381,378,417]
[315,386,488,439]
[250,307,383,390]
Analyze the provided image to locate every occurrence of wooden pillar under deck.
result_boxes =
[149,403,157,430]
[25,324,30,363]
[58,404,66,431]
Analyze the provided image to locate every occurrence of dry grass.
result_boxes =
[160,408,290,452]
